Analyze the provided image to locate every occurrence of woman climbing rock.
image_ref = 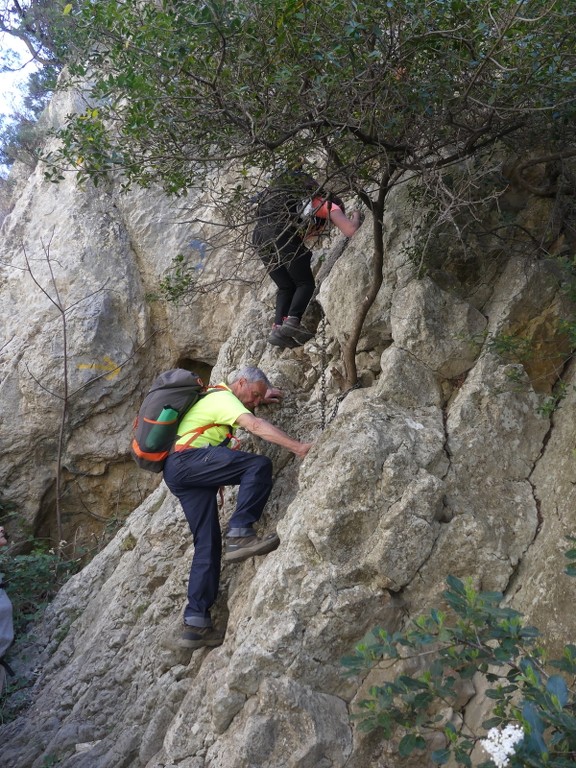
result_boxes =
[253,166,363,348]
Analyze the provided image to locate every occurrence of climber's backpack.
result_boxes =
[130,369,208,473]
[255,168,318,220]
[255,169,340,240]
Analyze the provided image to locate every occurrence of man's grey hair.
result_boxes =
[228,366,271,388]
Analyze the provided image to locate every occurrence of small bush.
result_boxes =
[0,545,80,636]
[343,542,576,767]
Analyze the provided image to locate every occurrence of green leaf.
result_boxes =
[546,674,569,707]
[564,547,576,561]
[482,716,504,729]
[398,733,424,757]
[522,701,548,755]
[431,747,450,764]
[398,675,429,691]
[445,574,466,595]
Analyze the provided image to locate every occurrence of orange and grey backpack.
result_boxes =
[131,369,227,473]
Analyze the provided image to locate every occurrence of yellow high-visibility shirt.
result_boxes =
[174,384,250,449]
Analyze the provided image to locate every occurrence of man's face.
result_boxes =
[0,528,8,548]
[234,378,267,410]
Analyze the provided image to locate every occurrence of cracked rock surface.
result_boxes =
[1,90,575,768]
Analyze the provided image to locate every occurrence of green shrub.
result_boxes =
[0,545,80,636]
[343,544,576,767]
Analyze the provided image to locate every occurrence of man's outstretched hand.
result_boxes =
[293,442,313,459]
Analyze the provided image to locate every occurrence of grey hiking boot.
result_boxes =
[178,624,225,650]
[223,532,280,563]
[268,326,299,348]
[274,316,314,345]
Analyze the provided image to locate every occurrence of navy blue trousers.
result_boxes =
[163,446,273,627]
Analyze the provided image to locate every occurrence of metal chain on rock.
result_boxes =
[319,313,328,430]
[326,381,362,426]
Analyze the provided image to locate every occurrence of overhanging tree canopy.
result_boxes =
[48,0,575,188]
[43,0,576,383]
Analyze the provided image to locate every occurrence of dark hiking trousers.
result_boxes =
[253,221,315,324]
[163,446,273,627]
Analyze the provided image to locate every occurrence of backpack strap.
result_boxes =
[174,422,234,450]
[176,383,229,422]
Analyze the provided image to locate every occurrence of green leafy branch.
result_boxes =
[153,254,197,304]
[343,563,576,767]
[0,544,80,637]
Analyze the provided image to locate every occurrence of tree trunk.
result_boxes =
[341,179,388,388]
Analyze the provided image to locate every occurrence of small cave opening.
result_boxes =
[175,358,214,386]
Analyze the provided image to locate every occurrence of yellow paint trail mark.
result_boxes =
[78,355,121,380]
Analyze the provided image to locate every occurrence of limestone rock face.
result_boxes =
[1,91,576,768]
[390,276,487,378]
[0,92,252,542]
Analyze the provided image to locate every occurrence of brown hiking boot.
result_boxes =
[177,625,225,650]
[223,532,280,563]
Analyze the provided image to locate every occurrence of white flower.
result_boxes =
[481,724,524,768]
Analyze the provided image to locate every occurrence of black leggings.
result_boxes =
[253,223,315,325]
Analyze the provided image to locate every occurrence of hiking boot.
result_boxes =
[223,532,280,563]
[177,624,225,650]
[268,326,299,348]
[274,316,314,345]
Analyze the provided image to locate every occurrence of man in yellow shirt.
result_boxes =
[163,366,312,649]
